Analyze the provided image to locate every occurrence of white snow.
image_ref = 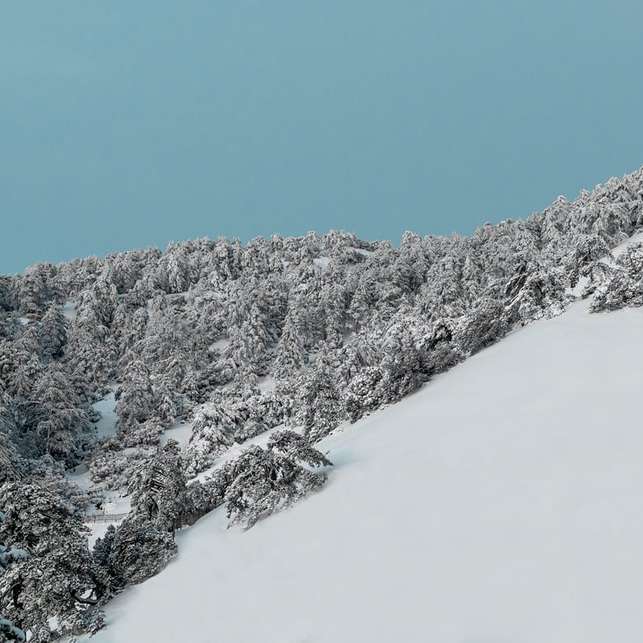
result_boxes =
[66,463,92,492]
[83,492,130,548]
[160,420,195,451]
[86,495,130,548]
[67,391,118,493]
[86,522,115,549]
[351,246,374,257]
[257,374,276,393]
[92,392,118,440]
[62,300,77,321]
[98,494,131,518]
[92,299,643,643]
[313,256,331,272]
[567,229,643,297]
[210,337,230,352]
[191,423,287,484]
[66,389,128,548]
[611,229,643,258]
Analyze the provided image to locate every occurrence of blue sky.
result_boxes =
[2,1,643,273]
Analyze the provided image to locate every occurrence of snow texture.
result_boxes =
[313,256,331,272]
[67,389,130,547]
[62,300,77,321]
[93,301,643,643]
[159,420,195,451]
[92,391,118,441]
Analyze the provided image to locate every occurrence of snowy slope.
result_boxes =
[94,301,643,643]
[92,392,118,441]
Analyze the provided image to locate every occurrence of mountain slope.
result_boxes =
[93,299,643,643]
[4,169,643,639]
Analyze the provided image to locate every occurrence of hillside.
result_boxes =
[2,167,643,640]
[92,298,643,643]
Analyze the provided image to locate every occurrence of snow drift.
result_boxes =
[94,300,643,643]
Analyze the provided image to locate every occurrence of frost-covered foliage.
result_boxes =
[95,515,177,589]
[221,431,332,529]
[93,441,187,588]
[1,167,643,637]
[129,440,186,531]
[89,444,155,490]
[0,616,25,642]
[92,434,328,584]
[590,244,643,312]
[0,482,104,640]
[184,384,286,476]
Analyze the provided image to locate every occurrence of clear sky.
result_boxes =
[2,1,643,274]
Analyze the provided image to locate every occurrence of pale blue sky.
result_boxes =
[2,1,643,273]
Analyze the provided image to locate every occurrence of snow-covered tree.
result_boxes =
[99,513,177,587]
[223,434,331,529]
[273,306,305,380]
[0,616,26,642]
[37,304,68,360]
[115,359,156,431]
[129,440,187,531]
[295,359,344,443]
[30,367,91,465]
[589,244,643,312]
[0,481,104,639]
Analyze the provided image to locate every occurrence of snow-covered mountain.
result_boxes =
[3,167,643,641]
[93,294,643,643]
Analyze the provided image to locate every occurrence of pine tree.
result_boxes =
[296,359,344,443]
[38,303,68,360]
[184,406,236,477]
[267,430,332,468]
[102,513,177,586]
[129,440,187,531]
[16,264,56,320]
[321,280,346,348]
[31,367,90,465]
[223,436,331,529]
[0,481,103,639]
[591,244,643,312]
[273,307,305,380]
[455,296,510,356]
[376,316,427,403]
[115,359,156,431]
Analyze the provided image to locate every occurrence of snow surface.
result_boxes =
[191,423,287,484]
[209,337,230,352]
[67,389,129,548]
[568,230,643,296]
[92,299,643,643]
[257,374,276,393]
[351,246,374,257]
[313,256,331,272]
[611,229,643,258]
[160,420,195,451]
[62,300,77,321]
[92,392,118,440]
[67,391,119,492]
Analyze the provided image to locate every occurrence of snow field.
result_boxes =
[94,301,643,643]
